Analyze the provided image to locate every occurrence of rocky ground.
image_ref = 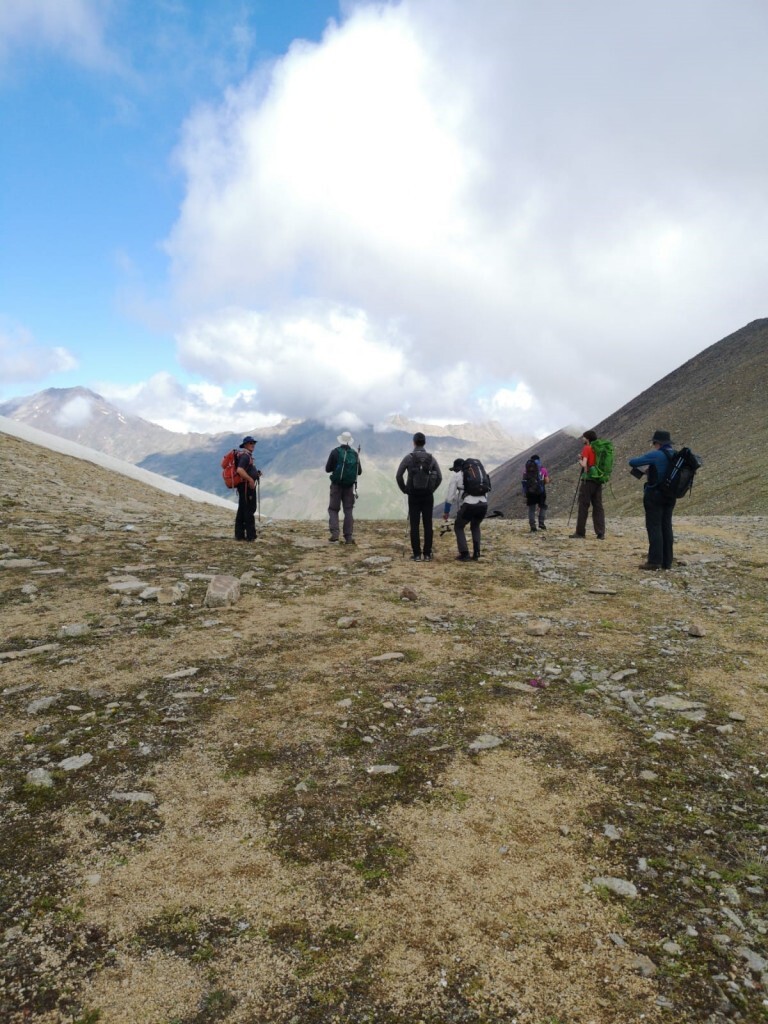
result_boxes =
[1,433,767,1024]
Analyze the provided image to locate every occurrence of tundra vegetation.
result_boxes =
[0,433,766,1024]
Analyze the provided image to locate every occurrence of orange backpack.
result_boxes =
[221,449,241,489]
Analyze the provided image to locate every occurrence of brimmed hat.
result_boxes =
[337,431,354,446]
[241,436,257,446]
[450,458,465,472]
[651,429,673,445]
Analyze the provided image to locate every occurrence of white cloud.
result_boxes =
[161,0,768,434]
[56,395,95,428]
[98,372,283,435]
[0,323,77,383]
[0,0,117,70]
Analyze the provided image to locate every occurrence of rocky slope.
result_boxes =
[490,319,768,518]
[1,431,767,1024]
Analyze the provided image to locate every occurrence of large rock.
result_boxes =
[204,575,241,608]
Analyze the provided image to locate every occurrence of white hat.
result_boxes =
[337,431,354,446]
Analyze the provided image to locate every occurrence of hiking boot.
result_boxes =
[329,536,339,543]
[596,533,605,540]
[344,538,356,544]
[638,562,662,571]
[422,553,433,561]
[472,552,480,560]
[569,533,585,539]
[410,554,422,561]
[529,526,537,532]
[538,523,547,530]
[455,553,471,561]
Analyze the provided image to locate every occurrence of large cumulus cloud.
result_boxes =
[162,0,768,433]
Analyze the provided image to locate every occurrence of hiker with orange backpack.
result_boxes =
[234,436,261,542]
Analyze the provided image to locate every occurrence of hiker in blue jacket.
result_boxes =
[628,429,677,571]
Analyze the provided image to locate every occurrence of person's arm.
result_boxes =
[325,449,337,474]
[395,455,410,493]
[432,458,442,489]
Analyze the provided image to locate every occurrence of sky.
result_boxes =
[1,0,766,440]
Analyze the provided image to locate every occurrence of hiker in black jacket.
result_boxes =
[395,433,442,561]
[234,436,261,541]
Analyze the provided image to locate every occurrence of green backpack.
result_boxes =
[589,439,614,482]
[330,446,359,487]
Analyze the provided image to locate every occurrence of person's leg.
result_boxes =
[341,486,355,541]
[328,483,341,540]
[245,488,258,540]
[643,491,663,566]
[470,504,486,557]
[592,483,605,537]
[408,496,421,557]
[661,498,675,568]
[235,484,248,539]
[573,481,590,536]
[422,495,434,557]
[538,491,547,529]
[527,494,537,531]
[454,504,470,557]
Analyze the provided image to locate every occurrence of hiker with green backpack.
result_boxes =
[325,431,362,544]
[569,429,613,540]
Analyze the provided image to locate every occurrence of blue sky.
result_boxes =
[1,0,767,437]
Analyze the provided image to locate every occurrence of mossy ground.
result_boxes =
[1,434,767,1023]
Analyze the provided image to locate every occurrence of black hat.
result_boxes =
[241,436,257,446]
[582,429,597,443]
[651,430,673,445]
[413,432,426,446]
[450,458,465,472]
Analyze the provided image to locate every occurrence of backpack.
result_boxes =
[409,449,435,492]
[462,457,491,497]
[330,446,359,487]
[221,449,242,489]
[589,439,614,483]
[657,447,702,499]
[523,458,542,496]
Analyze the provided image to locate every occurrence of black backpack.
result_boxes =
[657,447,702,499]
[462,458,491,497]
[523,458,542,496]
[409,450,435,492]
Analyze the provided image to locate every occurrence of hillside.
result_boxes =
[1,429,766,1023]
[489,319,768,519]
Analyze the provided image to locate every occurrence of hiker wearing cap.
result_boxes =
[325,431,362,544]
[395,433,442,561]
[570,429,606,540]
[235,437,262,542]
[443,458,487,561]
[628,429,677,570]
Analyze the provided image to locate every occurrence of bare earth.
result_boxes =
[1,433,767,1024]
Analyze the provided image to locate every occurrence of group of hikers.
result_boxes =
[227,426,700,572]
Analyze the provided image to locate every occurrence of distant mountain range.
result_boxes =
[0,389,532,520]
[3,318,765,519]
[488,318,768,518]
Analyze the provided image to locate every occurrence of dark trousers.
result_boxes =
[526,489,547,528]
[643,489,676,568]
[575,480,605,537]
[408,492,434,557]
[328,484,355,540]
[455,502,487,556]
[235,484,257,540]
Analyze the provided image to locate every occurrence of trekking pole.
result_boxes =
[355,444,361,497]
[256,477,261,521]
[567,470,583,527]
